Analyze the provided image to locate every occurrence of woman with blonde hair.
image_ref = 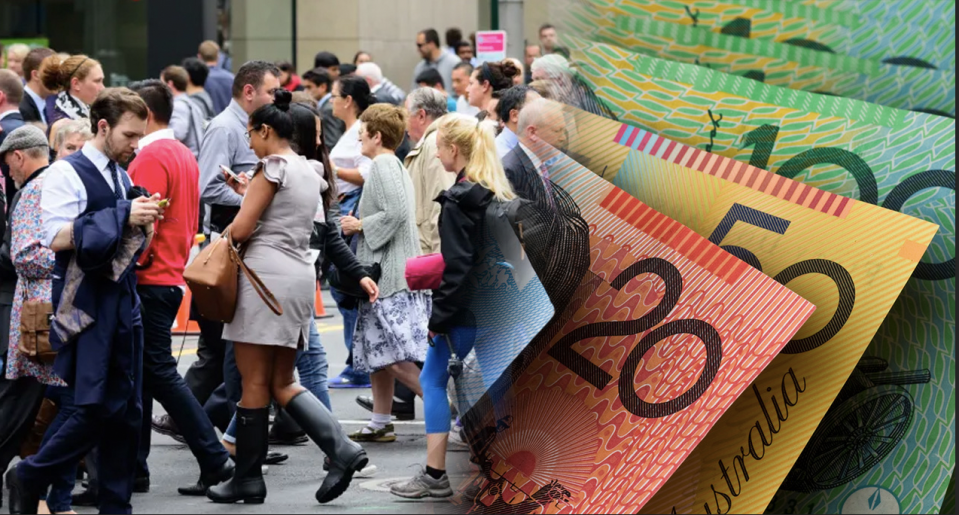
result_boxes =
[40,54,105,125]
[391,112,555,499]
[48,118,94,160]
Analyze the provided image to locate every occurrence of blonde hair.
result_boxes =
[7,43,30,60]
[436,113,515,201]
[51,118,94,151]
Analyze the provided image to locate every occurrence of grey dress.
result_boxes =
[223,154,320,348]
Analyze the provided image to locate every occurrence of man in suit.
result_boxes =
[18,48,56,125]
[302,67,345,149]
[0,69,26,209]
[501,98,589,312]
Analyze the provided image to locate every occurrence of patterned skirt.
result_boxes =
[352,291,431,373]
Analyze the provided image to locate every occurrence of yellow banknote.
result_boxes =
[561,106,940,514]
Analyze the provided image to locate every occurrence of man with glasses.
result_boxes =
[151,61,280,462]
[412,28,461,93]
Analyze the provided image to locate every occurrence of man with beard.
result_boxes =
[8,88,164,514]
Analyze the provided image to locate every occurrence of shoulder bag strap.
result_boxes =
[226,230,284,316]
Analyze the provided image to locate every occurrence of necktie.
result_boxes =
[539,162,556,209]
[108,161,123,200]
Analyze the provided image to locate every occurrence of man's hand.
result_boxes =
[341,215,362,236]
[129,194,162,228]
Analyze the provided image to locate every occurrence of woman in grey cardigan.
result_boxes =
[340,105,428,442]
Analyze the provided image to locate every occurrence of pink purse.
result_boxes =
[405,253,445,291]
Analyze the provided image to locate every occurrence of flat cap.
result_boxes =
[0,125,49,159]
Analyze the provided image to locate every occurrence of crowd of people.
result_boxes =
[0,21,596,514]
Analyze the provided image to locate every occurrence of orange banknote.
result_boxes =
[453,150,815,513]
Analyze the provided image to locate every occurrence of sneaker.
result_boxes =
[348,424,396,443]
[447,426,469,453]
[328,373,372,389]
[390,468,453,499]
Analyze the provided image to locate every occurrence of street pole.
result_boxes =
[499,0,524,60]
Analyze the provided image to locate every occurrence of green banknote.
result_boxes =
[561,4,956,116]
[564,37,956,514]
[571,0,955,71]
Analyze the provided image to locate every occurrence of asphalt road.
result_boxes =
[49,291,466,514]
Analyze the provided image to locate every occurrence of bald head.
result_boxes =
[517,97,567,152]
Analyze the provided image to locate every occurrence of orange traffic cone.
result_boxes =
[173,287,201,335]
[315,282,334,319]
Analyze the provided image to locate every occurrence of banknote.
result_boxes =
[560,6,956,116]
[556,106,939,514]
[567,0,955,70]
[565,37,956,514]
[451,149,815,513]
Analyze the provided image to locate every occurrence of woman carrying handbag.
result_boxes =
[196,90,378,506]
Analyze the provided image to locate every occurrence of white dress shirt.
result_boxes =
[138,127,176,150]
[456,96,480,116]
[41,142,129,248]
[329,121,372,195]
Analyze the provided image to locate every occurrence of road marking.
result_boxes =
[173,323,344,358]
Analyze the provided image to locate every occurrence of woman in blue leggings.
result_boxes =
[390,113,553,499]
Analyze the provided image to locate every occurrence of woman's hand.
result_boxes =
[360,277,379,303]
[225,169,250,196]
[341,215,362,236]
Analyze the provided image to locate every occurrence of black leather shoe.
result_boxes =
[152,414,186,444]
[7,467,40,515]
[178,458,234,496]
[267,429,309,446]
[133,476,150,493]
[71,488,98,507]
[265,451,289,465]
[355,395,415,421]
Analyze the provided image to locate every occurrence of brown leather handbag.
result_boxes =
[183,230,284,323]
[18,301,56,363]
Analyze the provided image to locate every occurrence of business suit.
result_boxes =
[19,95,43,125]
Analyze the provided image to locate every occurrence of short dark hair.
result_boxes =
[445,28,463,48]
[129,79,174,125]
[353,51,370,65]
[302,67,331,89]
[313,51,340,69]
[232,60,280,99]
[250,89,295,140]
[338,63,357,76]
[496,85,533,123]
[181,57,209,87]
[89,87,149,134]
[539,23,556,35]
[0,70,24,106]
[22,48,55,82]
[415,68,444,89]
[161,65,189,92]
[455,41,472,53]
[453,61,474,75]
[420,29,441,47]
[276,60,295,73]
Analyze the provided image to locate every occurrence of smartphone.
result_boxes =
[220,164,242,182]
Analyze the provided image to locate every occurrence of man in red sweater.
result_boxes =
[127,80,234,496]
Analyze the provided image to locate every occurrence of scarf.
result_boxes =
[54,91,90,121]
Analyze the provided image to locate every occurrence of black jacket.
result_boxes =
[19,95,42,124]
[430,177,492,333]
[314,197,367,283]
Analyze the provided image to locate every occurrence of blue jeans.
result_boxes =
[39,386,79,514]
[223,322,331,443]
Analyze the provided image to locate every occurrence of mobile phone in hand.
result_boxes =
[220,164,242,182]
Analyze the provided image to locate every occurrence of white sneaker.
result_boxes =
[356,464,378,478]
[262,465,269,475]
[448,426,469,452]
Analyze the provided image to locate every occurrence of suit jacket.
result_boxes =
[320,99,345,150]
[19,95,43,124]
[501,145,591,313]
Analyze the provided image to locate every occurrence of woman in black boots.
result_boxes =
[207,90,378,505]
